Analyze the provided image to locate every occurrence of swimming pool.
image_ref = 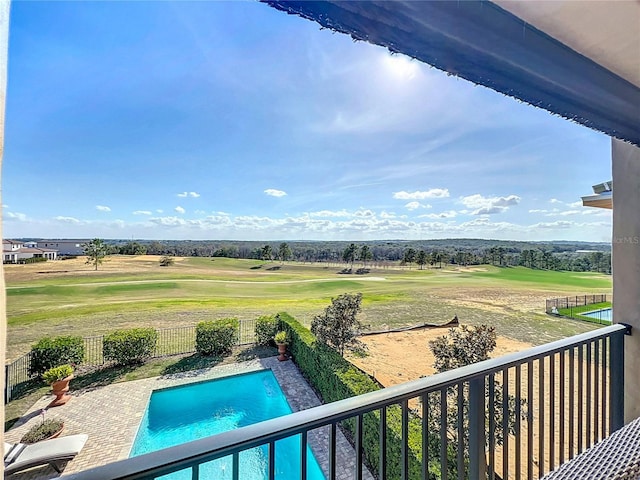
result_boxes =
[131,370,325,480]
[581,307,613,323]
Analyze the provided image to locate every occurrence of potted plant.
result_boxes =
[20,409,64,444]
[274,331,289,362]
[43,364,74,407]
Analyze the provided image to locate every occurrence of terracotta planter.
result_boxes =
[48,375,73,408]
[276,343,288,362]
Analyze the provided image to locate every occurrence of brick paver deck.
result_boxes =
[5,356,373,480]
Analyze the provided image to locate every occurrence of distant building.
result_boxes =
[3,239,57,263]
[36,239,88,256]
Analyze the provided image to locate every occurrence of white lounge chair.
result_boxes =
[4,434,88,476]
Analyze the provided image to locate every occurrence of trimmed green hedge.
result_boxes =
[196,318,238,356]
[29,336,85,376]
[255,315,278,346]
[103,328,158,365]
[277,313,454,480]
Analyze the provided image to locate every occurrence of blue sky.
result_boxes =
[3,1,612,242]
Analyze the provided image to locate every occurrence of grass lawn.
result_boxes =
[5,256,612,358]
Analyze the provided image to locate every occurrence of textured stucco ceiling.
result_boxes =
[495,0,640,88]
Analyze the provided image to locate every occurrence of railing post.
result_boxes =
[610,330,625,432]
[469,376,486,480]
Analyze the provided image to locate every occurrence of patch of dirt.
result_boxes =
[347,325,532,388]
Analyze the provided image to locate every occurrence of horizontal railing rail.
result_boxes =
[70,324,628,480]
[4,318,257,402]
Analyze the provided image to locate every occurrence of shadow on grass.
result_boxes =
[161,355,223,376]
[73,364,139,393]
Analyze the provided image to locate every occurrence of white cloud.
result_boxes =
[404,201,430,211]
[175,206,186,214]
[568,201,583,208]
[549,198,562,204]
[2,204,8,209]
[54,216,82,224]
[5,211,27,221]
[178,191,201,198]
[156,209,164,213]
[418,210,457,219]
[264,189,287,197]
[96,205,111,212]
[133,210,153,216]
[309,209,351,218]
[393,188,450,200]
[460,194,520,215]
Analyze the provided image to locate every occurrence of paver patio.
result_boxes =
[5,356,373,480]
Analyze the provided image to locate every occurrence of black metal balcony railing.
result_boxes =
[70,324,627,480]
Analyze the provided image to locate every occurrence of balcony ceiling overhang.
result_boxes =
[264,0,640,147]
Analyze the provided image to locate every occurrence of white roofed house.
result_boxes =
[36,239,87,256]
[2,239,57,263]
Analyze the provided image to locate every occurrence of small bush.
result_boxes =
[29,336,85,376]
[159,256,175,267]
[255,315,278,346]
[103,328,158,365]
[42,364,74,384]
[196,318,238,356]
[21,418,64,444]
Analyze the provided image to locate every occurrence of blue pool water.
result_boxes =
[131,370,325,480]
[582,307,613,323]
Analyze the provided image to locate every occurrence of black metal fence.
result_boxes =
[5,318,257,403]
[546,295,612,325]
[546,294,609,313]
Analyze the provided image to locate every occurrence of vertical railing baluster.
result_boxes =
[488,373,496,480]
[502,368,509,480]
[379,407,386,480]
[586,341,592,448]
[602,337,608,437]
[578,344,584,453]
[401,401,409,480]
[232,452,239,480]
[469,377,486,480]
[356,415,363,480]
[440,388,448,480]
[539,356,545,478]
[610,330,625,433]
[527,361,533,480]
[595,339,601,441]
[515,365,522,480]
[422,393,429,480]
[569,347,575,460]
[301,431,308,480]
[330,422,337,480]
[559,349,565,465]
[549,352,555,472]
[191,463,199,480]
[454,385,462,479]
[268,441,275,480]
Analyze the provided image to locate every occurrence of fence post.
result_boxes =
[469,376,486,480]
[610,330,625,433]
[4,364,9,404]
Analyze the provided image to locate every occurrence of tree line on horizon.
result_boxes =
[102,238,611,274]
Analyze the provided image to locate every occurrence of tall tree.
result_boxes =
[403,247,417,268]
[261,244,273,262]
[416,250,428,270]
[278,242,292,263]
[359,245,372,267]
[342,243,357,270]
[83,238,108,271]
[311,293,365,356]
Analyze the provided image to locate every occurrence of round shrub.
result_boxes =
[196,318,239,356]
[255,315,278,346]
[29,336,84,376]
[103,328,158,365]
